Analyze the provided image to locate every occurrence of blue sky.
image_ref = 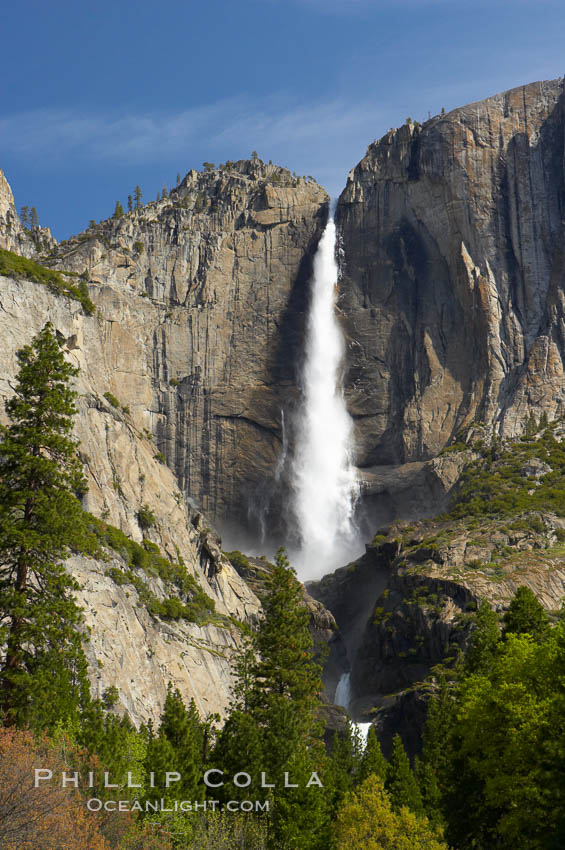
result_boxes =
[2,0,564,239]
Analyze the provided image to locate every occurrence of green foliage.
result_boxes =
[103,390,120,408]
[224,550,250,571]
[213,547,329,848]
[440,440,468,455]
[327,724,364,809]
[335,774,448,850]
[113,200,124,218]
[102,685,119,709]
[465,599,501,673]
[416,678,455,827]
[358,724,388,786]
[250,547,324,766]
[449,425,565,519]
[0,249,95,315]
[188,812,269,849]
[0,324,90,728]
[441,629,565,849]
[371,533,387,545]
[386,734,423,814]
[89,517,216,624]
[154,451,166,464]
[202,162,215,172]
[146,685,205,802]
[134,241,144,254]
[502,585,549,640]
[137,503,156,530]
[418,583,565,848]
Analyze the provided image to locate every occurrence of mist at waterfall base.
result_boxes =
[288,218,363,580]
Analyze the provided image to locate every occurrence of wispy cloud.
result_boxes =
[0,95,385,195]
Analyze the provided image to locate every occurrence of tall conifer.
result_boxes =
[358,724,388,785]
[0,324,89,728]
[386,734,423,814]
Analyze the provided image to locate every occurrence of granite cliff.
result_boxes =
[4,76,565,736]
[0,161,329,724]
[0,273,263,725]
[45,160,328,539]
[337,77,565,525]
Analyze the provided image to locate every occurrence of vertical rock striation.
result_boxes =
[0,275,261,724]
[47,160,328,535]
[337,78,565,478]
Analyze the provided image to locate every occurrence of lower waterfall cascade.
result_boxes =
[334,672,372,746]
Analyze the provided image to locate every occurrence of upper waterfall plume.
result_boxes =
[290,218,360,578]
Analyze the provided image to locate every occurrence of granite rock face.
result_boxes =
[0,169,55,256]
[46,160,328,536]
[309,511,565,755]
[337,78,565,489]
[0,276,261,725]
[0,158,329,723]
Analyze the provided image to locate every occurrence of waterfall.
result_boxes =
[290,217,360,579]
[334,673,373,747]
[334,670,352,709]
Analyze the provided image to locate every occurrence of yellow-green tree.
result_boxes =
[335,774,448,850]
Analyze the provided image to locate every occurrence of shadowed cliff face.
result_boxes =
[45,160,329,536]
[337,78,565,483]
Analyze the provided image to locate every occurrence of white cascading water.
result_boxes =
[334,673,372,746]
[290,218,360,579]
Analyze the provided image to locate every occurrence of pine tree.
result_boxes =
[113,200,124,219]
[525,411,538,436]
[386,734,423,814]
[466,599,500,673]
[158,685,204,800]
[156,190,160,203]
[162,185,168,199]
[176,172,181,186]
[358,724,388,785]
[213,549,329,846]
[250,547,324,774]
[329,724,363,803]
[503,585,549,640]
[20,206,29,228]
[30,207,39,229]
[127,195,133,213]
[0,324,90,728]
[134,185,143,209]
[417,678,456,826]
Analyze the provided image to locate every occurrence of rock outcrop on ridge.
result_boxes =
[0,168,55,256]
